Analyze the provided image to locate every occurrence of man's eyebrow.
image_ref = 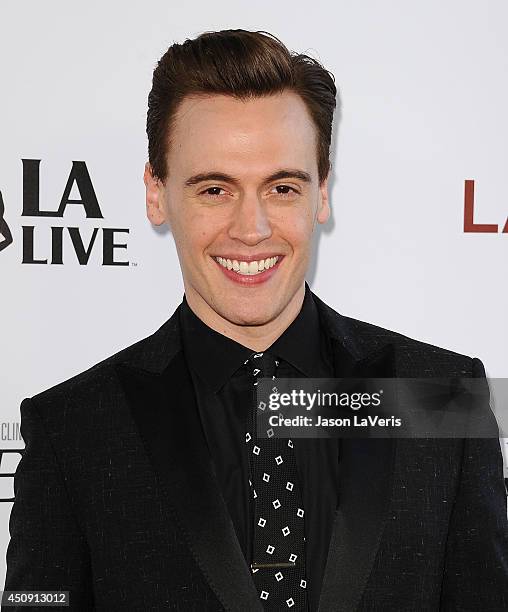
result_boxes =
[184,169,312,187]
[184,172,239,187]
[266,169,312,184]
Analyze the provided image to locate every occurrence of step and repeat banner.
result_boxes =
[1,0,507,586]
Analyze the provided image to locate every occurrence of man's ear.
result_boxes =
[316,172,331,225]
[144,162,166,226]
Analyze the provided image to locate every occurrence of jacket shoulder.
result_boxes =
[346,312,470,355]
[350,314,477,373]
[30,312,180,410]
[313,293,479,376]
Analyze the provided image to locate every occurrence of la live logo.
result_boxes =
[464,180,508,234]
[0,159,131,265]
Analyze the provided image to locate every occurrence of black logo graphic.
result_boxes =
[0,449,23,502]
[0,190,13,253]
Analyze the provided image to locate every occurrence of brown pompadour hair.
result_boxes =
[146,29,337,184]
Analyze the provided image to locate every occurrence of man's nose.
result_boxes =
[227,194,272,245]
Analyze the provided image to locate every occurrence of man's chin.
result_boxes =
[209,276,306,327]
[218,304,278,328]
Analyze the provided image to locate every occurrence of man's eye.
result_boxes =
[273,185,298,196]
[201,187,226,197]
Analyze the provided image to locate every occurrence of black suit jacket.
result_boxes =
[4,292,508,611]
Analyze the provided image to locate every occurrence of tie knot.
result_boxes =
[246,351,278,379]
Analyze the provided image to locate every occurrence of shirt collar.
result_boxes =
[179,282,328,393]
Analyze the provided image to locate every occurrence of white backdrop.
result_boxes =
[1,0,507,586]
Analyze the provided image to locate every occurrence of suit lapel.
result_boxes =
[318,430,396,612]
[115,311,263,612]
[314,295,398,612]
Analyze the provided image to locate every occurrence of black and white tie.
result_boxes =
[245,351,308,611]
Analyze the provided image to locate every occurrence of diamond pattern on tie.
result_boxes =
[245,351,307,611]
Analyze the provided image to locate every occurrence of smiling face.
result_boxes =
[144,90,330,342]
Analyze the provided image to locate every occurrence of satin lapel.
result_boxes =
[317,339,398,612]
[116,352,263,612]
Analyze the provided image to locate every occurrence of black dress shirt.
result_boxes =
[179,282,340,611]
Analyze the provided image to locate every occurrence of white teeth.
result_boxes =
[214,255,279,275]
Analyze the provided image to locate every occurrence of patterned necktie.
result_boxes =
[245,351,308,611]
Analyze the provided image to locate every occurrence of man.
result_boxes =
[4,29,507,611]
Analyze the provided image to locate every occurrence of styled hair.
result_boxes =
[147,29,337,184]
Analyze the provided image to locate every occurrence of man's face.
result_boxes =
[145,90,330,328]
